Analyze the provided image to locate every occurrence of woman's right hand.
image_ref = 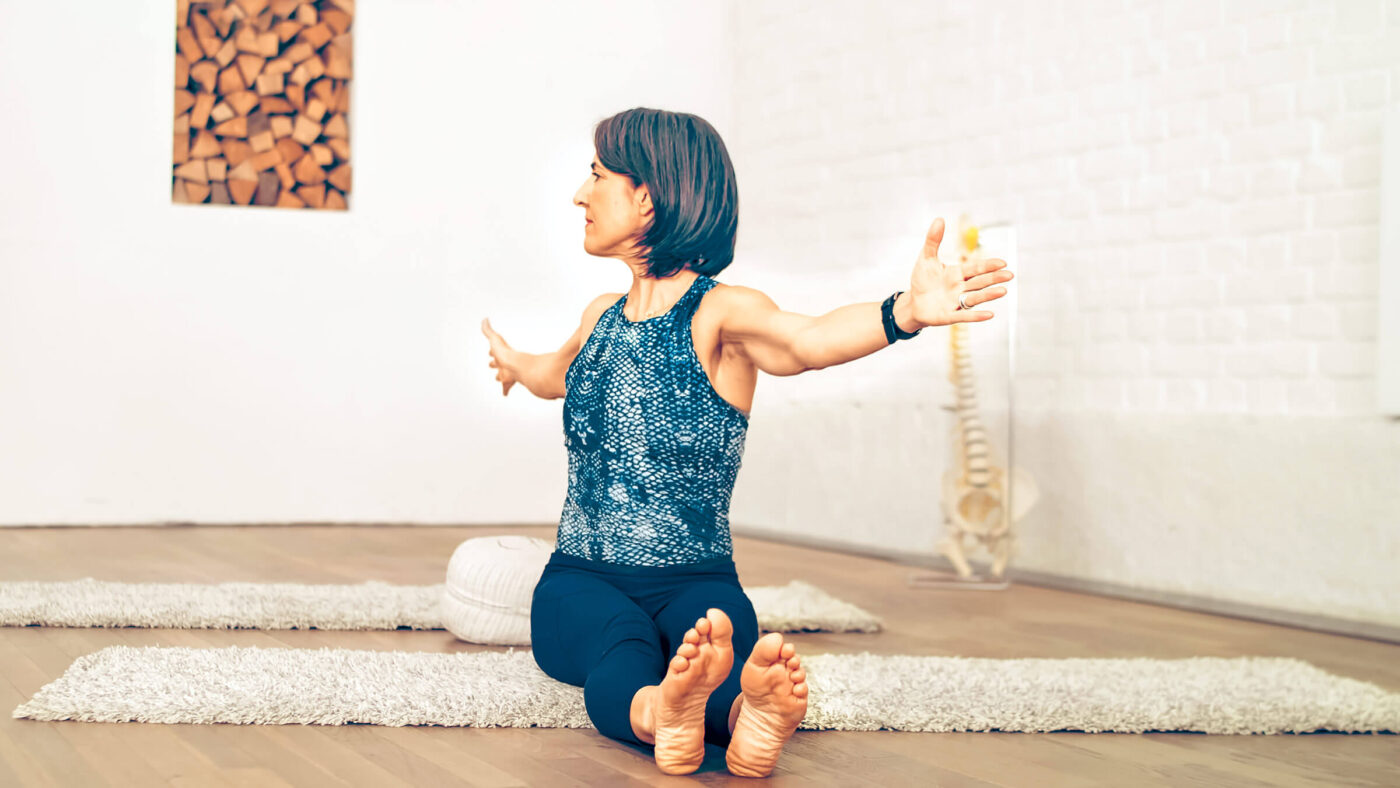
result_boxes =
[481,318,519,396]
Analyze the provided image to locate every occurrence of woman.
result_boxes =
[481,107,1012,777]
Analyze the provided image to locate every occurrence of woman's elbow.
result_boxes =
[788,336,822,375]
[768,350,817,377]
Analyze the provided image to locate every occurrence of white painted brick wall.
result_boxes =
[731,0,1395,417]
[726,0,1400,627]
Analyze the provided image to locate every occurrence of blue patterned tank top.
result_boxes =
[556,274,750,567]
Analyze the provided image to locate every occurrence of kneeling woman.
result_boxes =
[482,107,1013,776]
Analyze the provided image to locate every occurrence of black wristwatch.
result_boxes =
[881,291,923,344]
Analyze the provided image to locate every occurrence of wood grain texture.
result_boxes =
[2,525,1396,786]
[173,0,350,209]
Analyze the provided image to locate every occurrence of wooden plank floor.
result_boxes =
[1,525,1397,787]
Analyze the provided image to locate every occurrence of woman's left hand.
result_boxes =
[905,217,1015,327]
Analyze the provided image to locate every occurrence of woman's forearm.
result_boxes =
[797,292,925,371]
[505,349,567,400]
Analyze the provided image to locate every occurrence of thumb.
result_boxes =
[922,217,945,261]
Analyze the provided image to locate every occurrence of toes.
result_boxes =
[790,669,805,682]
[695,617,710,637]
[706,608,734,642]
[670,654,689,673]
[780,643,795,660]
[677,642,698,659]
[683,628,700,645]
[793,682,808,698]
[786,655,800,669]
[750,632,785,663]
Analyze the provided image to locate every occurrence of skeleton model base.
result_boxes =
[907,562,1013,590]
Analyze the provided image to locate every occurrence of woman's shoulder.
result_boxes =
[581,291,625,329]
[702,281,779,314]
[693,281,782,346]
[589,291,627,311]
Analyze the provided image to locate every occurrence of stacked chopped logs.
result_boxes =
[173,0,353,209]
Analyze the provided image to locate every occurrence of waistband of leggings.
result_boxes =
[544,550,736,578]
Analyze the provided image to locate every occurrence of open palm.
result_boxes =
[906,217,1014,327]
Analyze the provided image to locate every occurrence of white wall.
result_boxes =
[724,0,1400,628]
[0,1,732,524]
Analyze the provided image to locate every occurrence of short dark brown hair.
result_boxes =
[593,107,738,278]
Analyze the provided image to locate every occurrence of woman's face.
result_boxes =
[574,154,652,260]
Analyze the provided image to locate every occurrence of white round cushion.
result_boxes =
[441,535,554,646]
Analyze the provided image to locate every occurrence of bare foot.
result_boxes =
[649,608,735,775]
[725,632,808,778]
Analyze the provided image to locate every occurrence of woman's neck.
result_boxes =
[625,270,700,320]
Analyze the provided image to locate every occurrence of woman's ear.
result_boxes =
[636,186,653,217]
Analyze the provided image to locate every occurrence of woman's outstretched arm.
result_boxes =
[720,217,1014,374]
[481,292,619,399]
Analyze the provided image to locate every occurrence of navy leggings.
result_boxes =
[529,550,760,749]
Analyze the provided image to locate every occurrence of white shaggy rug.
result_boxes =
[0,578,881,634]
[12,646,1400,733]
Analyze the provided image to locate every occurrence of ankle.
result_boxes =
[631,685,658,745]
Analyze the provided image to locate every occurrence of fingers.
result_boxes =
[482,318,508,345]
[483,318,516,395]
[965,268,1014,291]
[951,309,996,323]
[961,257,1011,283]
[961,286,1009,308]
[958,286,1009,312]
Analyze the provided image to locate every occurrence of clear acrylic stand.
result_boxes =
[909,220,1017,593]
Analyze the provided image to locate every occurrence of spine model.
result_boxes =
[939,318,1013,577]
[936,217,1036,580]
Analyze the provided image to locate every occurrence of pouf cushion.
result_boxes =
[441,535,554,646]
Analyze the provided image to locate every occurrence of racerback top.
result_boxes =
[555,274,750,567]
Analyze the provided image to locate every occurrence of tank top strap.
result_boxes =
[672,274,716,325]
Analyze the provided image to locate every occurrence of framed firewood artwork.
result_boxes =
[173,0,353,209]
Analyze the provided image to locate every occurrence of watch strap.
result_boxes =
[881,291,922,343]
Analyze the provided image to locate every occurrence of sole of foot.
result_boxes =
[652,607,735,775]
[725,632,808,778]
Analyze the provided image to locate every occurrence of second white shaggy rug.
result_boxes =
[0,578,881,634]
[13,645,1400,734]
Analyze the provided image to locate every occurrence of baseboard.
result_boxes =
[730,524,1400,646]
